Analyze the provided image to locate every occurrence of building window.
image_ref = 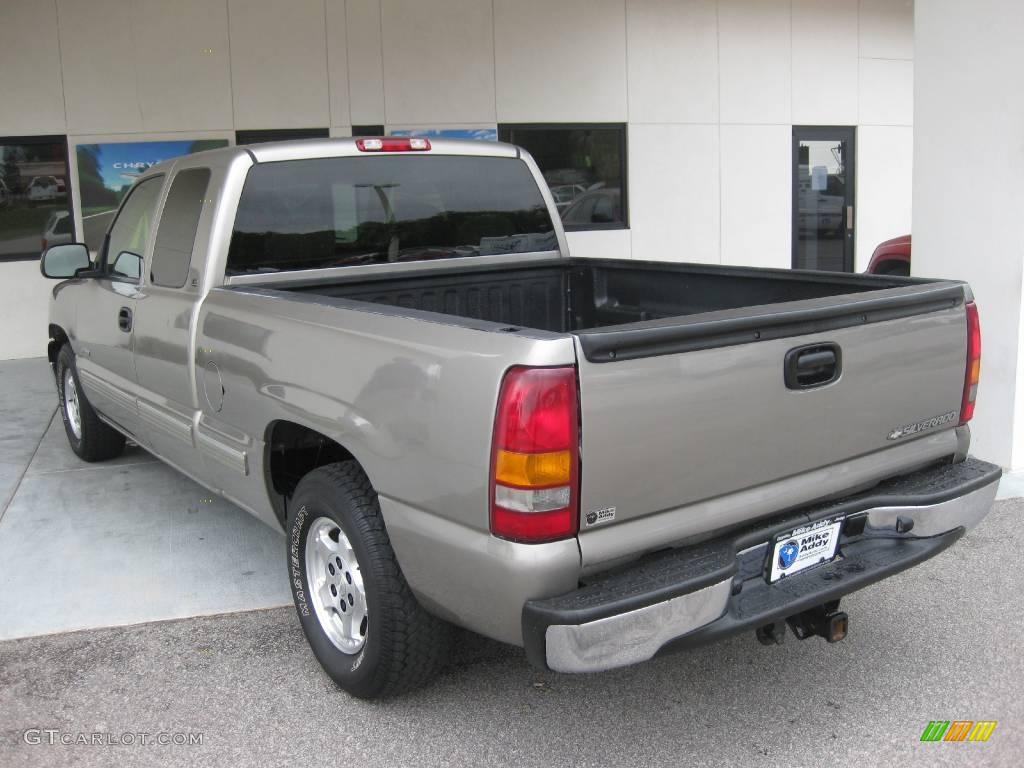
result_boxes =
[0,135,74,261]
[498,124,627,230]
[352,125,385,137]
[235,128,329,145]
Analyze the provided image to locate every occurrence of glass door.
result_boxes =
[792,126,855,272]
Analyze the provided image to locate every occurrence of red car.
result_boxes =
[866,234,911,276]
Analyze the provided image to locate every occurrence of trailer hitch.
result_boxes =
[786,600,849,643]
[756,601,849,645]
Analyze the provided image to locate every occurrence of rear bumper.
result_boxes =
[522,457,1001,673]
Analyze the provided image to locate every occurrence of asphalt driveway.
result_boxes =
[2,498,1021,768]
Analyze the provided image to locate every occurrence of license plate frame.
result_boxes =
[767,516,844,583]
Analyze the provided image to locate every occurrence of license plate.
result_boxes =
[767,517,843,583]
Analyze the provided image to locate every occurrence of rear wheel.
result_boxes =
[55,345,126,462]
[286,462,451,698]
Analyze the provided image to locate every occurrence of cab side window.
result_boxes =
[105,175,163,281]
[151,168,211,288]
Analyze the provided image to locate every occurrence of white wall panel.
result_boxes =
[625,0,718,124]
[57,0,143,134]
[133,0,233,132]
[791,0,858,125]
[859,58,913,125]
[855,126,912,270]
[381,0,495,125]
[494,0,627,122]
[228,0,330,129]
[719,125,791,269]
[566,230,632,260]
[345,0,386,124]
[326,0,352,128]
[718,0,791,125]
[0,1,66,135]
[628,124,719,263]
[0,261,54,360]
[860,0,914,60]
[914,0,1024,468]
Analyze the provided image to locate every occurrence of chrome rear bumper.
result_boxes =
[523,457,1001,674]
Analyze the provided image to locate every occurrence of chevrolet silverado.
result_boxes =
[40,137,999,698]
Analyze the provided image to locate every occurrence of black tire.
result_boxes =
[55,345,126,462]
[286,462,451,698]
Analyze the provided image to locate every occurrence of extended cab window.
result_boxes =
[226,155,557,274]
[151,168,211,288]
[105,175,163,281]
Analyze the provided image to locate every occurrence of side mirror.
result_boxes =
[40,243,91,279]
[111,251,142,280]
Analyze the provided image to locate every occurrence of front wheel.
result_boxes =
[55,345,126,462]
[286,462,451,698]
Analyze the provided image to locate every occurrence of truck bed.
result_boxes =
[270,258,961,361]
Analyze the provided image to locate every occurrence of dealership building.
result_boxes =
[1,0,1022,472]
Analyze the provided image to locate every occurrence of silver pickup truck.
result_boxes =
[41,137,999,698]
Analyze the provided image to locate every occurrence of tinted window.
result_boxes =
[227,155,556,274]
[151,168,210,288]
[105,175,163,281]
[498,124,627,230]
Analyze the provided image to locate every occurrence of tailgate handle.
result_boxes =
[785,343,841,389]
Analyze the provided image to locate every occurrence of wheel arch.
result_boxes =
[263,419,373,525]
[874,259,911,276]
[48,323,70,365]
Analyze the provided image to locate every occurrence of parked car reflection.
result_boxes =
[560,187,621,228]
[42,210,73,252]
[27,175,64,204]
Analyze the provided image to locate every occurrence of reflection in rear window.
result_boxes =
[227,155,557,274]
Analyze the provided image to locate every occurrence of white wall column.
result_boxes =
[912,0,1024,468]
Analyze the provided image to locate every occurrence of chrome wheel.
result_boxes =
[305,516,368,654]
[63,368,82,440]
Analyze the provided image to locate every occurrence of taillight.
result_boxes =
[355,137,430,152]
[490,366,579,543]
[960,302,981,424]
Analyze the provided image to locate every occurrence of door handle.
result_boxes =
[846,205,854,230]
[785,343,841,389]
[118,306,133,333]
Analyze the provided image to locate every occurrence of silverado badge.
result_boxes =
[887,410,957,441]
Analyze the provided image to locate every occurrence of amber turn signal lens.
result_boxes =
[494,449,571,488]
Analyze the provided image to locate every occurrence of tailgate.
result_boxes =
[572,283,968,566]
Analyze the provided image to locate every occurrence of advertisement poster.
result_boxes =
[75,139,228,251]
[388,127,497,142]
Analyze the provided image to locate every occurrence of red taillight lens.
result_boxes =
[355,137,430,152]
[959,302,981,425]
[490,366,579,543]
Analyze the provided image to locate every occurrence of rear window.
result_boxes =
[227,155,557,275]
